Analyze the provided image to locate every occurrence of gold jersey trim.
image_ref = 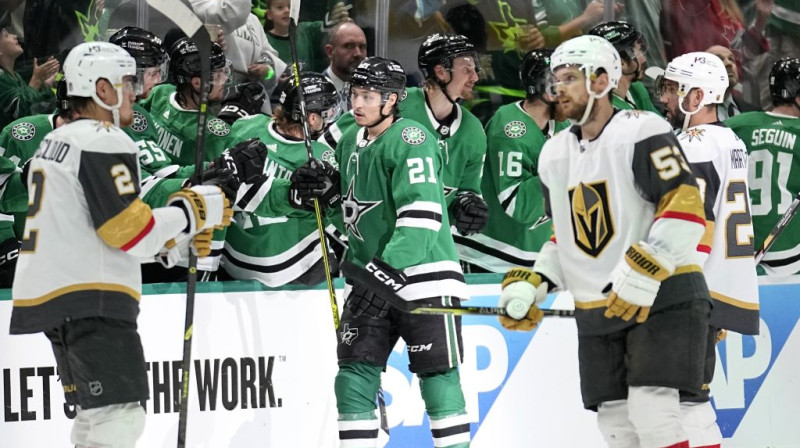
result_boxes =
[97,199,154,250]
[13,282,141,307]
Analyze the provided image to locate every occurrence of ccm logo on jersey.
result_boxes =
[0,247,19,266]
[408,343,433,352]
[366,261,404,292]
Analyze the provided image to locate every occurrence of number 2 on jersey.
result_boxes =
[21,171,44,252]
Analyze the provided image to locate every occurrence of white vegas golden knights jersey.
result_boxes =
[679,123,760,335]
[535,110,709,335]
[11,120,154,334]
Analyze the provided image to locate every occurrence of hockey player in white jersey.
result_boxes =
[9,42,233,448]
[498,35,711,448]
[657,52,759,448]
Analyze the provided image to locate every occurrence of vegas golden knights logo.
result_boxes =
[569,181,615,257]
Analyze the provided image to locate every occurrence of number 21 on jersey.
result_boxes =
[408,157,437,184]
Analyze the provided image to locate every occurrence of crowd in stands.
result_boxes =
[0,0,797,288]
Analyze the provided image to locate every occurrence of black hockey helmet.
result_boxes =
[418,33,481,79]
[350,57,407,99]
[168,38,227,83]
[55,78,71,114]
[769,57,800,104]
[520,49,554,97]
[279,72,342,125]
[588,21,645,61]
[109,26,168,69]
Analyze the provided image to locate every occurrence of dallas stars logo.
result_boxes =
[131,111,148,133]
[207,118,230,137]
[504,120,526,138]
[11,123,35,141]
[342,179,381,241]
[401,126,426,145]
[682,128,706,142]
[443,185,457,197]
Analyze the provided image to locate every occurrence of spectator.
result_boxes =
[662,0,770,70]
[322,19,366,109]
[706,44,761,119]
[265,0,349,72]
[225,11,286,113]
[0,17,58,129]
[750,0,798,109]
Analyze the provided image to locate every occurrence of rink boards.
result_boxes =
[1,275,799,447]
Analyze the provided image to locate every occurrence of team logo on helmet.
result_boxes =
[207,118,230,137]
[131,110,148,133]
[401,126,426,145]
[10,123,35,141]
[504,121,527,138]
[569,181,615,257]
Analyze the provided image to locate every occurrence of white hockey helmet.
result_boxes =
[663,52,728,109]
[64,42,139,126]
[551,35,622,96]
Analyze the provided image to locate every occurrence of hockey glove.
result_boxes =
[217,82,267,125]
[451,191,489,236]
[498,268,549,331]
[346,284,392,319]
[157,229,214,268]
[0,237,20,288]
[167,185,234,234]
[604,242,675,323]
[210,139,268,185]
[288,159,341,210]
[198,167,240,202]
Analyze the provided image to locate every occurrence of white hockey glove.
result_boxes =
[167,185,233,234]
[498,268,549,331]
[604,242,675,323]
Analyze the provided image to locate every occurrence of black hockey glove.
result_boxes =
[198,167,240,202]
[451,191,489,236]
[217,82,267,125]
[211,139,267,184]
[288,159,341,210]
[346,258,407,319]
[0,237,20,288]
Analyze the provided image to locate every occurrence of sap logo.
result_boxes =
[380,324,507,436]
[407,343,432,352]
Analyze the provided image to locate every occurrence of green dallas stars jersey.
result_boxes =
[725,111,800,275]
[126,102,194,178]
[0,114,57,242]
[397,87,487,205]
[456,101,569,272]
[335,118,468,301]
[220,114,339,286]
[143,84,233,166]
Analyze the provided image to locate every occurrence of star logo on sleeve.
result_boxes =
[342,179,381,241]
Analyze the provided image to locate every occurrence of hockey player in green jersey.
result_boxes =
[220,72,343,286]
[499,36,711,448]
[142,37,233,167]
[398,34,489,241]
[459,49,569,272]
[726,57,800,276]
[10,42,233,448]
[291,57,471,447]
[108,27,193,180]
[588,21,662,115]
[0,82,74,287]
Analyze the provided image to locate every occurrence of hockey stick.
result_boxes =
[144,1,209,446]
[754,191,800,264]
[288,3,341,332]
[341,261,576,318]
